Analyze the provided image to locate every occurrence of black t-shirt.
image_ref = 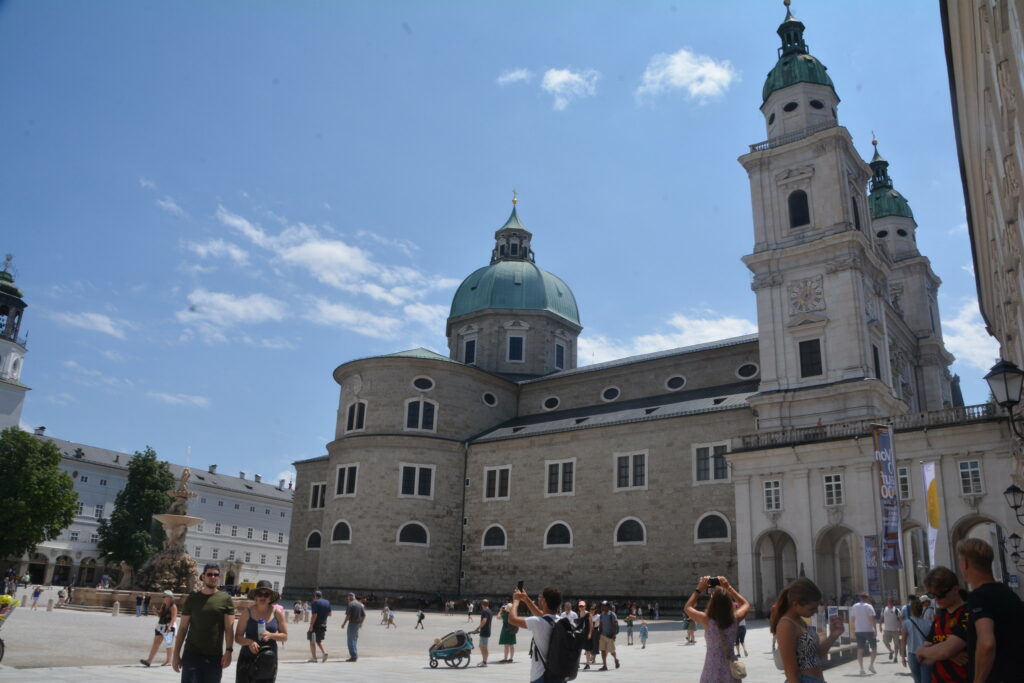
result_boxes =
[966,582,1024,683]
[479,608,493,638]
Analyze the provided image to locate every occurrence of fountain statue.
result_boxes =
[135,468,204,592]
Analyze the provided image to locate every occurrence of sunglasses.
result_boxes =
[926,585,956,599]
[204,573,220,578]
[254,591,271,598]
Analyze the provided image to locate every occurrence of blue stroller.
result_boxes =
[428,630,474,668]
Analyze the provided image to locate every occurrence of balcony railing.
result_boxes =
[737,403,999,450]
[748,121,838,153]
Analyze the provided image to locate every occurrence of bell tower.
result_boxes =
[739,3,905,429]
[0,254,30,430]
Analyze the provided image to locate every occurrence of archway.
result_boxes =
[77,558,97,586]
[753,529,798,615]
[225,571,236,586]
[950,514,1002,582]
[27,553,47,584]
[815,525,859,604]
[52,556,73,585]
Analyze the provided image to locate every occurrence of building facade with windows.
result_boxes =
[288,5,1021,605]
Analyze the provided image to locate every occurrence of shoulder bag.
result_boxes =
[718,624,746,680]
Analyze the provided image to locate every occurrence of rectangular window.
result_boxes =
[546,459,575,496]
[695,443,730,482]
[464,339,476,365]
[228,550,235,561]
[212,548,219,560]
[215,523,221,535]
[897,466,911,500]
[218,500,223,507]
[250,506,255,512]
[399,464,435,499]
[94,504,103,519]
[246,528,253,540]
[234,503,239,510]
[195,546,201,557]
[70,530,79,542]
[764,480,782,511]
[959,460,983,494]
[336,465,358,496]
[197,523,204,533]
[507,335,524,362]
[614,451,647,491]
[510,242,519,256]
[310,482,326,509]
[346,401,366,432]
[484,465,511,500]
[406,400,436,431]
[231,525,238,537]
[872,344,882,380]
[275,556,282,566]
[80,475,88,483]
[265,508,270,515]
[99,479,107,486]
[278,532,284,544]
[555,343,565,370]
[824,473,844,506]
[90,533,99,543]
[244,552,251,563]
[77,502,84,516]
[200,497,206,504]
[262,530,269,541]
[260,554,266,565]
[799,339,823,377]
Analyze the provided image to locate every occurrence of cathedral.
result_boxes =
[286,6,1022,609]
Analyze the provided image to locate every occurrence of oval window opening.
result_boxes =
[543,397,560,410]
[413,377,434,391]
[666,375,686,391]
[876,230,889,238]
[768,112,776,125]
[783,101,798,112]
[737,363,759,378]
[482,392,497,407]
[602,387,620,401]
[809,99,824,109]
[896,229,908,237]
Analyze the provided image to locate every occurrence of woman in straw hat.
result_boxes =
[234,580,288,682]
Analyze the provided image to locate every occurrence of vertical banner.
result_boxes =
[864,535,882,595]
[921,461,940,567]
[873,426,904,569]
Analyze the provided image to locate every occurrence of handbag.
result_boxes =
[718,624,746,680]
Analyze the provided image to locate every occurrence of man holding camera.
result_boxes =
[507,586,560,683]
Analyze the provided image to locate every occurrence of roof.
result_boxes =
[762,7,836,103]
[38,434,294,502]
[449,260,580,326]
[869,187,914,219]
[472,380,757,443]
[385,348,461,363]
[521,333,759,384]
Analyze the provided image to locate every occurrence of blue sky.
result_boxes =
[0,0,997,482]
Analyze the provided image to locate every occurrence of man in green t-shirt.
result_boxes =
[172,564,236,681]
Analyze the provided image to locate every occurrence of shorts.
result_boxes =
[736,625,747,644]
[855,632,877,652]
[600,635,616,654]
[308,625,327,643]
[479,636,489,647]
[882,630,899,648]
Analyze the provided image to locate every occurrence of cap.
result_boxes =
[163,590,174,597]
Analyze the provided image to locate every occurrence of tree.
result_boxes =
[97,447,175,570]
[0,427,78,558]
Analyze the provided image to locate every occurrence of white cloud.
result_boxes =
[577,311,757,365]
[497,68,533,86]
[186,238,249,265]
[961,262,975,277]
[156,196,186,217]
[146,391,210,408]
[139,177,157,190]
[63,360,132,388]
[304,298,403,339]
[45,392,77,405]
[541,68,600,110]
[947,221,968,236]
[176,289,289,343]
[637,48,737,102]
[51,311,129,339]
[943,299,1000,372]
[275,469,297,488]
[403,303,448,330]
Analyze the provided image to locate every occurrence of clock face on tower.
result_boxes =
[788,276,825,314]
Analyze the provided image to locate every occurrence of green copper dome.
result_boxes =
[449,260,580,326]
[868,142,913,219]
[762,7,837,103]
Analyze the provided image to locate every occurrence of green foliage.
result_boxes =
[0,427,78,558]
[96,447,175,569]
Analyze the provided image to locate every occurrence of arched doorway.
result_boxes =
[950,515,1002,582]
[52,556,73,585]
[754,529,798,615]
[27,553,47,584]
[77,558,97,587]
[901,523,928,594]
[815,525,859,604]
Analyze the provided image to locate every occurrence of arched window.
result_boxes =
[405,398,437,431]
[851,197,861,231]
[397,521,429,546]
[331,520,351,543]
[306,530,322,550]
[614,518,646,545]
[695,512,731,542]
[345,401,366,432]
[482,524,507,549]
[544,521,573,548]
[788,190,810,228]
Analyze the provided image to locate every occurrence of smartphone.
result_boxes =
[517,580,524,591]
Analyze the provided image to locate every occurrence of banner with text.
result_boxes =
[921,461,940,567]
[873,426,904,569]
[863,534,882,595]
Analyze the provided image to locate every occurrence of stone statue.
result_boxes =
[134,467,203,592]
[115,560,134,589]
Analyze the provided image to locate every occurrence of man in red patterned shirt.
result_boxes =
[916,567,969,683]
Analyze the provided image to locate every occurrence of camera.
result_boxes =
[707,577,720,588]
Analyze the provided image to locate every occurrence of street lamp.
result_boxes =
[985,360,1024,437]
[1006,485,1024,526]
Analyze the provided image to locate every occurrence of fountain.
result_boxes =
[134,468,203,593]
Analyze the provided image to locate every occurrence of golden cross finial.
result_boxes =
[784,0,791,7]
[871,130,878,147]
[512,189,518,206]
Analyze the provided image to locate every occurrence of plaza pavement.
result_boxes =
[0,591,911,682]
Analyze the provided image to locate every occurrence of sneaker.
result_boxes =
[477,662,487,667]
[307,658,319,663]
[322,653,329,663]
[598,666,608,671]
[615,659,620,669]
[869,665,876,674]
[140,660,150,667]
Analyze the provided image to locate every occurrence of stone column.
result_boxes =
[42,560,55,586]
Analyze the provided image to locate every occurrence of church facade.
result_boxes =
[287,6,1022,606]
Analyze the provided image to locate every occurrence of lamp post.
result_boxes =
[1006,484,1024,526]
[984,361,1024,527]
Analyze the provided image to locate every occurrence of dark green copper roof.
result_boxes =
[868,141,913,219]
[762,6,837,103]
[449,260,580,326]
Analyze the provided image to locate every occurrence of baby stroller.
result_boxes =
[428,629,474,668]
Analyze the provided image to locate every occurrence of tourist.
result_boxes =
[558,600,578,627]
[471,598,493,666]
[57,588,66,606]
[685,609,697,644]
[292,600,302,624]
[140,590,178,667]
[956,537,1024,682]
[881,596,903,663]
[498,601,517,663]
[415,608,425,629]
[466,600,474,622]
[30,585,42,610]
[340,592,365,662]
[172,564,236,681]
[915,567,969,680]
[639,619,649,649]
[625,607,635,646]
[507,586,560,683]
[306,590,331,663]
[654,601,660,620]
[849,592,878,675]
[234,580,287,683]
[771,578,844,683]
[734,602,748,657]
[136,593,144,617]
[385,606,396,629]
[144,593,152,617]
[598,600,620,671]
[684,575,750,683]
[901,595,934,683]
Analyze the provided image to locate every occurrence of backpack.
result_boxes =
[244,646,277,682]
[532,615,585,682]
[608,613,619,637]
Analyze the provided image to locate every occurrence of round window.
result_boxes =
[412,377,434,391]
[543,396,560,411]
[665,375,686,391]
[482,392,497,407]
[876,230,888,238]
[601,387,620,402]
[896,228,908,237]
[809,99,824,109]
[737,363,759,379]
[783,101,798,112]
[768,112,776,125]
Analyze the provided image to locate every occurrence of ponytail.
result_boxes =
[770,578,822,634]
